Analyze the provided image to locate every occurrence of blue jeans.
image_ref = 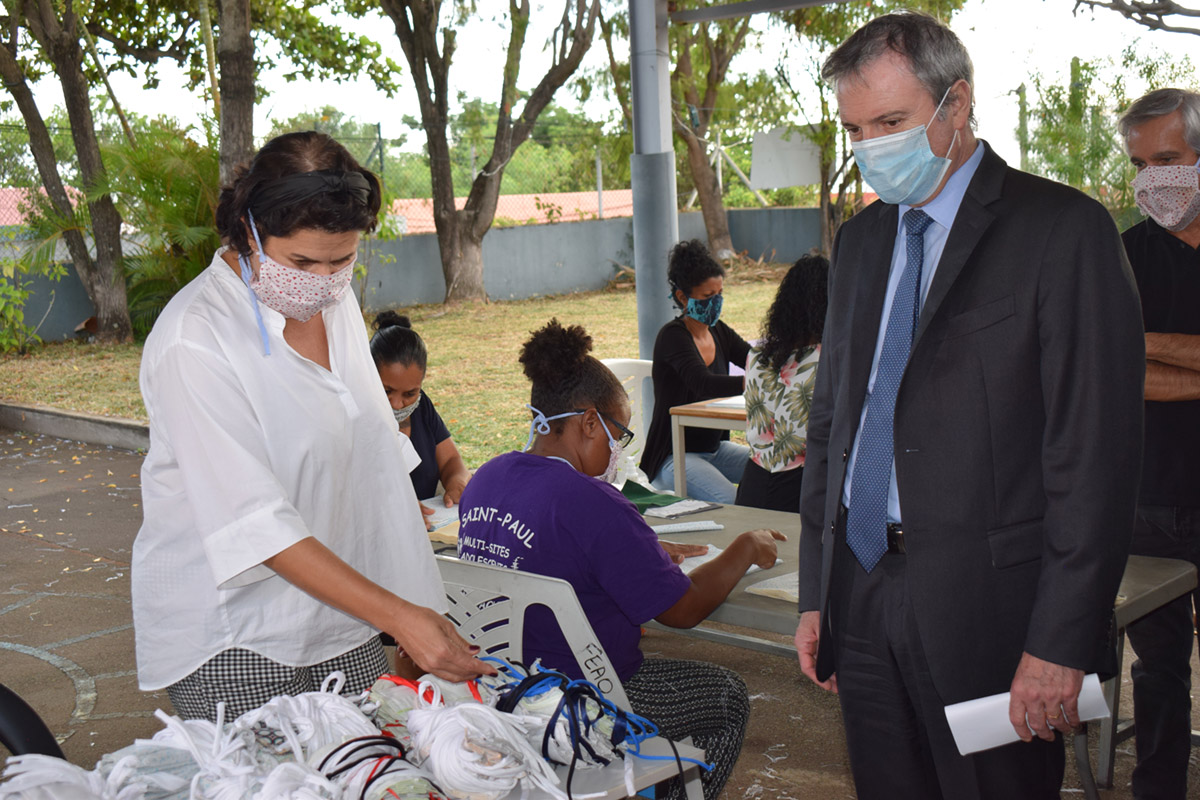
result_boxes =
[1126,505,1200,800]
[651,441,749,504]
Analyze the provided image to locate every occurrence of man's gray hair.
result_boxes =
[822,11,975,125]
[1118,88,1200,156]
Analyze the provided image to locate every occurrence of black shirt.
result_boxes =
[639,317,751,479]
[405,390,452,500]
[1123,218,1200,507]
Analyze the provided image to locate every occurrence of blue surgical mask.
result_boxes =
[850,88,958,206]
[685,293,723,327]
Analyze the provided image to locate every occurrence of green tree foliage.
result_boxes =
[388,100,612,202]
[86,1,404,100]
[0,111,76,187]
[98,120,223,337]
[265,104,407,177]
[19,114,222,339]
[0,253,65,354]
[1024,44,1198,226]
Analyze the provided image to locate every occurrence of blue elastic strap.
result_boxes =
[523,405,584,452]
[238,209,271,356]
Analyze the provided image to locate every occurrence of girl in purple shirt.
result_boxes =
[458,318,785,800]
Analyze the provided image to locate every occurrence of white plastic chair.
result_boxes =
[436,555,705,800]
[600,358,654,467]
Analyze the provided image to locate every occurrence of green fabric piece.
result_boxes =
[621,480,679,513]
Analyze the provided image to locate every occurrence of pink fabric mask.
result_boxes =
[1132,157,1200,232]
[250,250,355,322]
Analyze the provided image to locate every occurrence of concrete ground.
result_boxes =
[1,427,1198,797]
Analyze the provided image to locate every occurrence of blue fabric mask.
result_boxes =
[850,88,957,207]
[685,293,723,327]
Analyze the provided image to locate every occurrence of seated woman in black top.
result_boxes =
[640,240,751,503]
[370,312,471,520]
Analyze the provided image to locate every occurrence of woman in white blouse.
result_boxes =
[132,132,490,721]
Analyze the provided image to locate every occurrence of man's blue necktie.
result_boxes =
[845,208,934,572]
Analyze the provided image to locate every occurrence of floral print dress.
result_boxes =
[744,344,821,473]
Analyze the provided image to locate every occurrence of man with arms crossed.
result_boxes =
[793,12,1145,799]
[1118,87,1200,800]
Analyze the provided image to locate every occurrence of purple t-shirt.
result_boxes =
[457,451,691,682]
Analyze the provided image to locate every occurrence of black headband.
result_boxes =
[249,169,372,212]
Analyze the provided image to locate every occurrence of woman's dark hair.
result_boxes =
[215,131,383,258]
[667,239,726,309]
[519,318,625,433]
[759,254,830,373]
[370,311,428,371]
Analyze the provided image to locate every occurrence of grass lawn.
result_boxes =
[1,263,789,468]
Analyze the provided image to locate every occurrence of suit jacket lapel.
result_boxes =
[914,143,1006,346]
[847,202,898,425]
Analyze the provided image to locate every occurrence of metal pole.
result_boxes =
[596,147,604,219]
[629,0,678,361]
[716,130,723,196]
[377,122,385,182]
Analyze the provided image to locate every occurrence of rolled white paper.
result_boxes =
[944,673,1109,755]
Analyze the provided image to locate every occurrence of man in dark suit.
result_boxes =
[792,12,1145,799]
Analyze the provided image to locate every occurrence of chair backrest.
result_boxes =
[599,358,653,466]
[436,556,631,709]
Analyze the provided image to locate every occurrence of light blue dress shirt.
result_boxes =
[841,142,985,522]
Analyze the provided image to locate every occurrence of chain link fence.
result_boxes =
[2,121,636,237]
[0,122,81,231]
[338,129,633,235]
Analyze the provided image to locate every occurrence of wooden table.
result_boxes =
[668,396,746,497]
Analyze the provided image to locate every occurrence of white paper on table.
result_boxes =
[707,395,746,409]
[645,499,722,518]
[678,544,780,575]
[944,673,1109,756]
[419,495,460,530]
[744,570,800,603]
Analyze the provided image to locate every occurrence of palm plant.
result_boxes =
[95,120,221,337]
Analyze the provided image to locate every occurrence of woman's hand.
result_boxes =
[386,604,497,683]
[736,528,787,569]
[443,472,470,506]
[660,541,709,564]
[263,538,495,682]
[419,502,435,531]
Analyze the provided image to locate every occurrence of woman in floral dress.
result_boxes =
[736,255,829,512]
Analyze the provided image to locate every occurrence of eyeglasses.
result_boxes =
[601,414,636,448]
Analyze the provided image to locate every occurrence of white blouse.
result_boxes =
[132,249,445,690]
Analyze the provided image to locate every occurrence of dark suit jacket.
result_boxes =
[797,142,1145,704]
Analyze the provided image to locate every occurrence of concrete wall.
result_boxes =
[358,206,820,311]
[21,207,822,337]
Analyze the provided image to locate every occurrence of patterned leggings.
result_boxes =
[165,637,389,722]
[624,657,750,800]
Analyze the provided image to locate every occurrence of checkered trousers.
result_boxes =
[166,636,389,722]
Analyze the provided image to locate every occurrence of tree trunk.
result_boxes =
[681,131,734,259]
[438,213,486,302]
[383,0,598,305]
[24,4,132,342]
[218,0,254,184]
[0,39,94,289]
